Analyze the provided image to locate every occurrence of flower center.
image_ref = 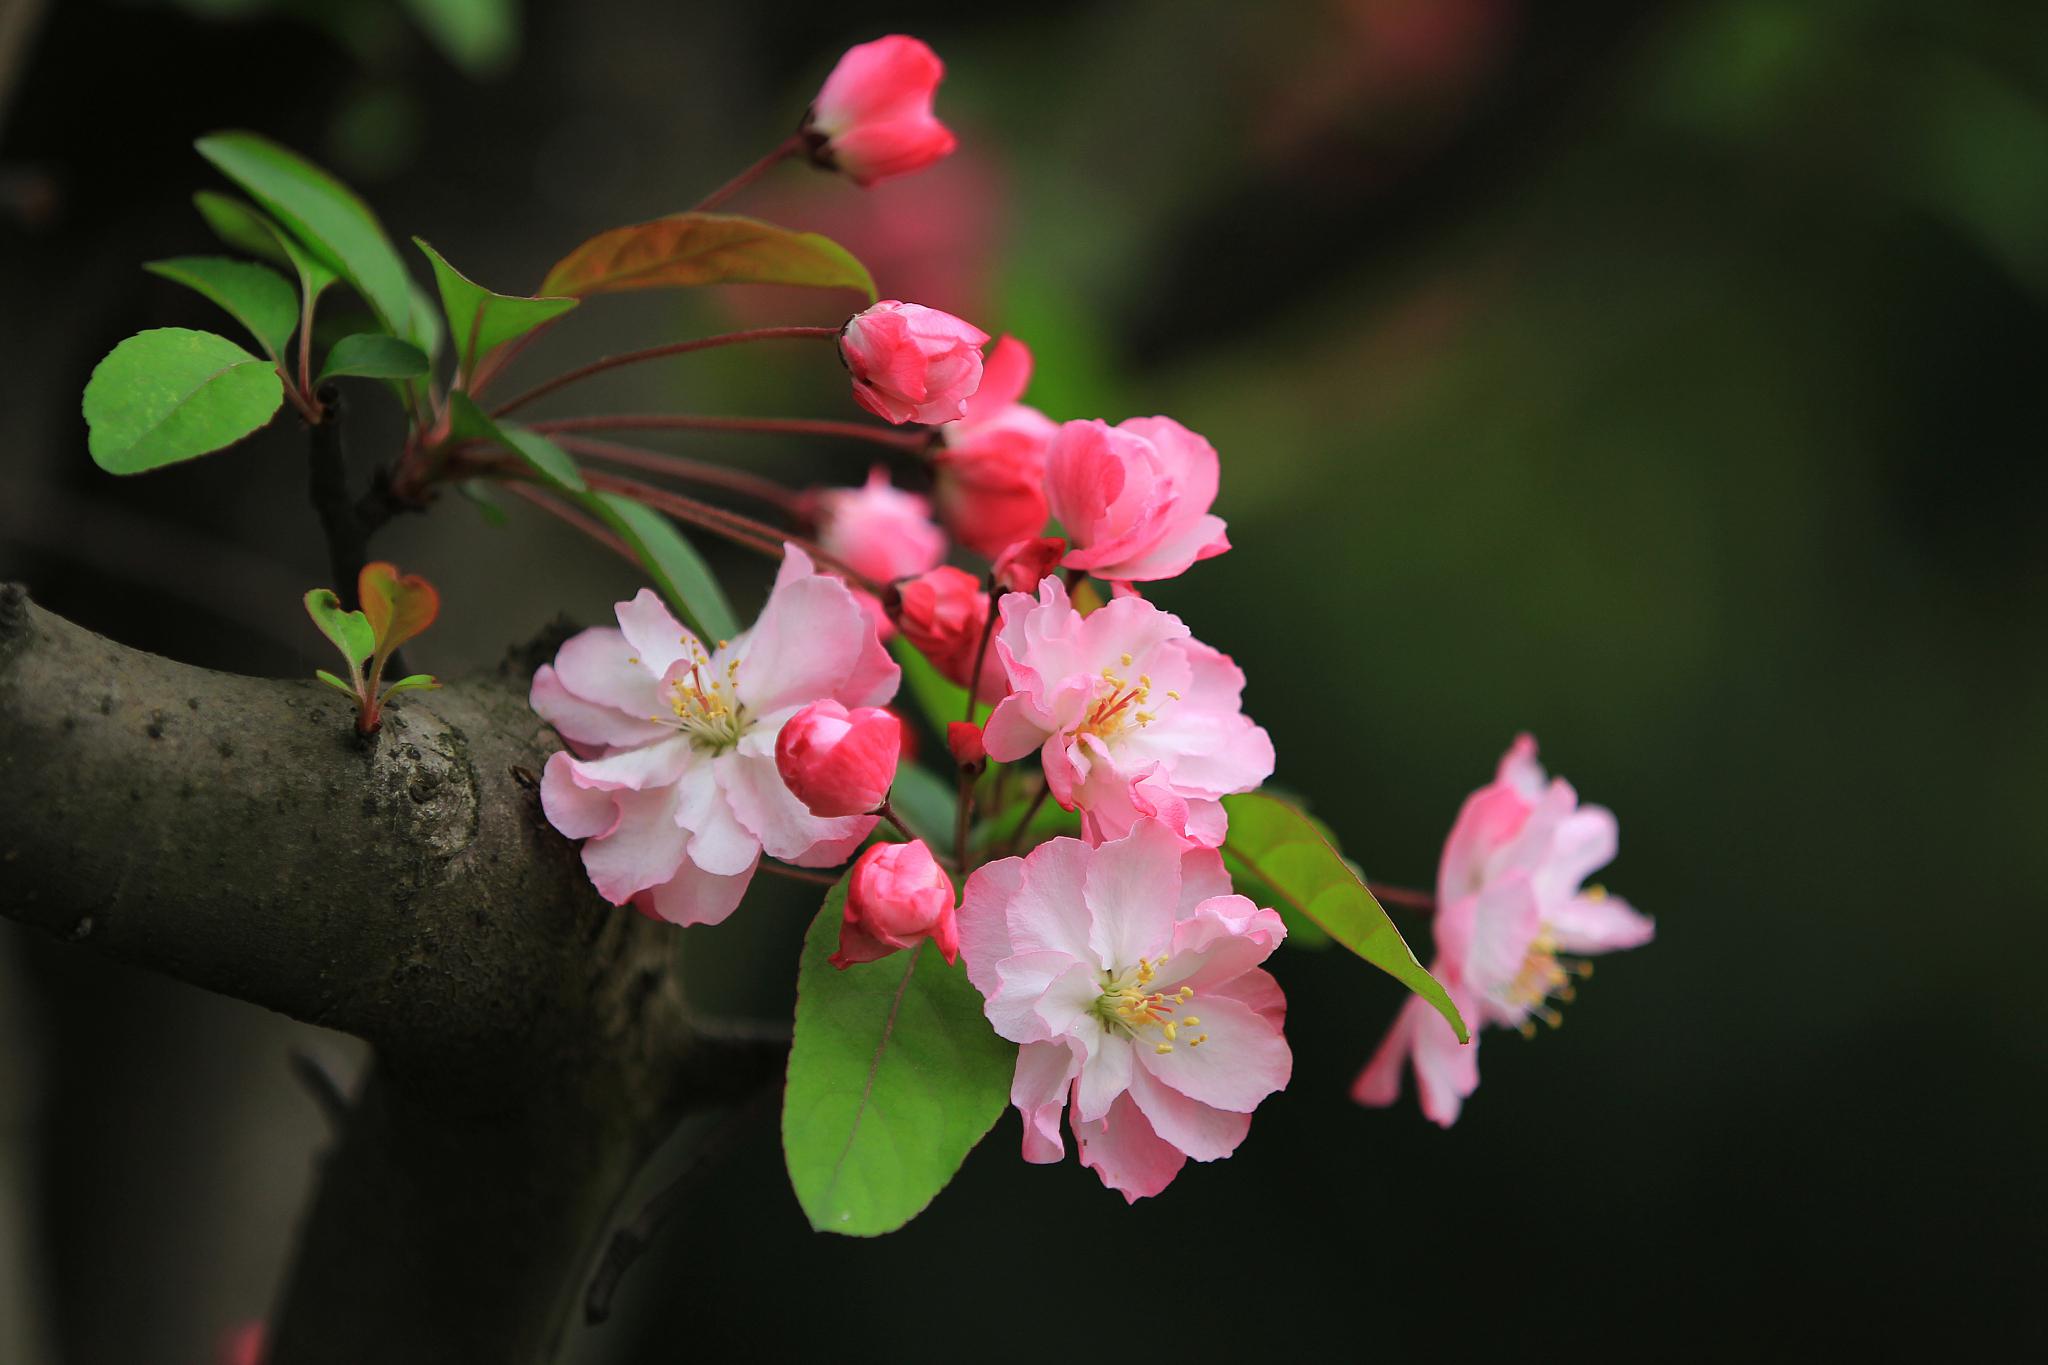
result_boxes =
[1496,926,1596,1037]
[1093,956,1204,1055]
[653,642,750,752]
[1075,654,1179,743]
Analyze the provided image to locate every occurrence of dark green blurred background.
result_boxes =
[1,0,2041,1359]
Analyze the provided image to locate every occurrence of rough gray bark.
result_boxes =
[0,584,778,1363]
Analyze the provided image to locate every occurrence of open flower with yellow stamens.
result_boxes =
[959,820,1292,1202]
[982,576,1274,847]
[531,546,900,928]
[1353,734,1654,1126]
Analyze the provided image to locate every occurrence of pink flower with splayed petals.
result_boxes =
[532,546,899,928]
[812,466,947,584]
[992,535,1066,594]
[835,839,959,968]
[1044,416,1230,584]
[933,336,1058,556]
[840,301,988,425]
[983,576,1273,847]
[805,36,957,187]
[1353,735,1654,1126]
[959,820,1291,1202]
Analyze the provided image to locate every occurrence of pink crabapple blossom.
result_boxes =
[982,575,1275,847]
[834,838,960,968]
[1352,734,1654,1126]
[959,820,1292,1202]
[889,565,1004,704]
[811,465,948,586]
[1043,416,1230,584]
[774,699,902,818]
[804,35,958,188]
[932,336,1059,556]
[531,546,899,928]
[839,300,988,425]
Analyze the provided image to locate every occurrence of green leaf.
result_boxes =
[445,392,585,492]
[540,213,876,300]
[457,479,507,525]
[589,492,740,643]
[405,277,443,362]
[145,255,299,363]
[415,238,577,374]
[971,786,1082,855]
[381,673,440,697]
[194,191,291,265]
[887,761,955,846]
[303,589,375,669]
[889,635,988,734]
[783,879,1010,1236]
[1221,791,1466,1040]
[317,333,429,383]
[195,132,413,334]
[400,0,518,75]
[314,668,359,697]
[83,328,285,474]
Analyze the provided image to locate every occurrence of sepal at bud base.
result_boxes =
[946,720,986,770]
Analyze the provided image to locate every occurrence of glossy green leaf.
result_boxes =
[415,238,577,374]
[400,0,518,74]
[783,879,1010,1236]
[445,392,585,492]
[317,333,429,383]
[405,277,443,361]
[145,255,298,362]
[83,328,285,474]
[540,212,876,300]
[887,761,956,846]
[193,191,339,312]
[1221,791,1466,1040]
[589,492,740,644]
[303,589,375,670]
[195,132,413,334]
[314,668,358,697]
[381,673,441,697]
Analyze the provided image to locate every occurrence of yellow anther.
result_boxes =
[1120,653,1133,666]
[1519,1020,1538,1040]
[1138,673,1151,688]
[1162,1022,1178,1041]
[626,656,640,664]
[1166,690,1181,701]
[1175,986,1193,1002]
[1154,1043,1173,1055]
[1585,884,1608,902]
[1136,712,1154,726]
[1181,1015,1199,1027]
[1188,1034,1208,1048]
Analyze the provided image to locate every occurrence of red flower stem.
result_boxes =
[875,797,916,844]
[759,861,838,887]
[554,436,805,515]
[963,578,999,725]
[579,469,881,594]
[500,481,635,562]
[1001,781,1055,859]
[954,769,975,877]
[491,326,842,418]
[527,413,929,454]
[1367,881,1436,912]
[467,315,567,399]
[693,133,806,213]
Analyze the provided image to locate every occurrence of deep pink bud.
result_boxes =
[992,535,1068,594]
[890,566,1003,704]
[933,336,1056,555]
[946,720,986,768]
[841,300,989,425]
[775,699,902,818]
[832,839,959,968]
[806,36,958,187]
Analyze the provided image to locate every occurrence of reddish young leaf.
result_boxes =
[358,562,440,655]
[539,212,875,299]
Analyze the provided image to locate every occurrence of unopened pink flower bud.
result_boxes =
[933,337,1056,555]
[833,839,959,968]
[812,466,947,585]
[946,720,986,769]
[992,536,1067,594]
[776,699,902,818]
[841,300,989,425]
[805,36,957,188]
[890,566,1003,703]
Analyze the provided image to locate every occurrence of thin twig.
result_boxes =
[963,578,1000,724]
[875,797,915,844]
[491,326,840,418]
[528,413,929,454]
[500,481,634,562]
[306,388,370,608]
[582,469,879,593]
[1366,881,1436,912]
[556,435,804,515]
[759,861,838,887]
[467,313,567,399]
[584,1089,776,1325]
[693,133,806,213]
[1000,781,1056,859]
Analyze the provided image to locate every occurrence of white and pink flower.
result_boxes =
[532,546,899,928]
[982,576,1274,846]
[959,820,1292,1202]
[1352,735,1654,1126]
[1043,416,1229,584]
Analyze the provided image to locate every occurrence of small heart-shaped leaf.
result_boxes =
[303,588,375,671]
[358,561,440,655]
